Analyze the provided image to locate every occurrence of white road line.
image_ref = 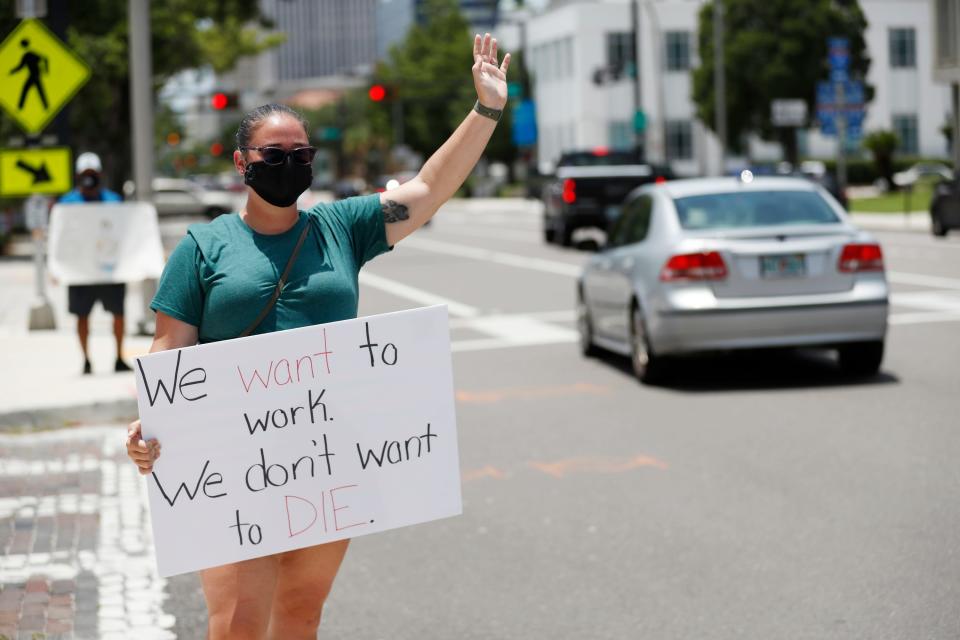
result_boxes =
[431,226,539,243]
[358,272,480,318]
[889,311,960,325]
[887,271,960,290]
[401,237,583,277]
[890,291,960,312]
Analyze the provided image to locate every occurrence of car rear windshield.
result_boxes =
[673,190,841,230]
[558,151,643,166]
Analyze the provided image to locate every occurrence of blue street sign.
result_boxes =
[512,99,537,147]
[818,110,864,137]
[816,80,865,108]
[828,37,850,71]
[830,68,849,83]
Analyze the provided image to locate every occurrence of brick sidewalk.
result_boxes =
[0,427,192,640]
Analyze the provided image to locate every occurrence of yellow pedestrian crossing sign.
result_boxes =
[0,19,90,134]
[0,147,72,196]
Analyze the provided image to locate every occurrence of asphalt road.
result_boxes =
[162,201,960,639]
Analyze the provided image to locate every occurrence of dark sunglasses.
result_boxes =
[239,145,317,165]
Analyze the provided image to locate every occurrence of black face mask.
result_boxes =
[243,158,312,208]
[80,173,100,189]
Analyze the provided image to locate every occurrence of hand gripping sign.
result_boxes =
[135,306,461,577]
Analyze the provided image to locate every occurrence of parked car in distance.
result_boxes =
[930,178,960,237]
[577,176,889,383]
[542,148,673,246]
[152,178,237,218]
[893,161,954,187]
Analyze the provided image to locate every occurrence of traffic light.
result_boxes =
[211,92,238,110]
[368,84,386,102]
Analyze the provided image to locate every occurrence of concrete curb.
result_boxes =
[0,399,138,433]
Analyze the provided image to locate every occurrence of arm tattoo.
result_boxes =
[381,199,410,224]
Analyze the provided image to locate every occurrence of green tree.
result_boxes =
[692,0,871,164]
[0,0,283,189]
[862,129,898,188]
[370,0,521,172]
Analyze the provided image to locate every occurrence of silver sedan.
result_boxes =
[577,176,889,383]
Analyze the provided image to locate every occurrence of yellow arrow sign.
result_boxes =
[0,19,90,134]
[0,147,72,196]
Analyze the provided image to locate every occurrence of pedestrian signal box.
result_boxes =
[0,19,90,134]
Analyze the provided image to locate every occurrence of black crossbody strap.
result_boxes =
[239,222,311,338]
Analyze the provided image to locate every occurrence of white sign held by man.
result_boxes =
[47,202,165,284]
[135,305,462,577]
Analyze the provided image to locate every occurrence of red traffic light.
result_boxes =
[368,84,386,102]
[211,91,241,110]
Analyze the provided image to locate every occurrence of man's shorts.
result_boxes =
[67,284,126,316]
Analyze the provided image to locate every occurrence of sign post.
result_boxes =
[25,193,55,330]
[827,38,850,192]
[1,16,90,329]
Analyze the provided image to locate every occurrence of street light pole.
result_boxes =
[128,0,156,336]
[631,0,644,159]
[713,0,727,174]
[953,82,960,172]
[128,0,154,203]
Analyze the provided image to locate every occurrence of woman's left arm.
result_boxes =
[381,32,510,246]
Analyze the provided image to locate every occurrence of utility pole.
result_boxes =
[713,0,727,175]
[953,83,960,171]
[128,0,156,336]
[631,0,644,160]
[128,0,154,203]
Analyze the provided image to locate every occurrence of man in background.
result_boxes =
[59,152,132,374]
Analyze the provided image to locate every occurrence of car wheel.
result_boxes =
[837,340,884,377]
[931,212,948,237]
[630,303,665,384]
[576,292,600,357]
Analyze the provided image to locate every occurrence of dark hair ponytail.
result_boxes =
[235,104,310,150]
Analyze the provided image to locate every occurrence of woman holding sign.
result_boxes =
[125,33,509,639]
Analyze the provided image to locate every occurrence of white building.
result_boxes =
[525,0,953,176]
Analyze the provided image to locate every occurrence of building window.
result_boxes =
[665,31,691,71]
[665,120,693,160]
[892,114,919,155]
[607,32,635,75]
[889,28,916,68]
[609,121,635,150]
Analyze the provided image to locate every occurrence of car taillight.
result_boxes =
[562,179,576,204]
[838,243,884,272]
[660,251,728,281]
[655,175,667,184]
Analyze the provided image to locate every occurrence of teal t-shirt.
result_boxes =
[151,194,390,343]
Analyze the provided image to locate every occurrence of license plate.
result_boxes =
[760,253,806,278]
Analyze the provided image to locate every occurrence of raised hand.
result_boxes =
[472,33,510,110]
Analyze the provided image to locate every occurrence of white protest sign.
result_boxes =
[47,202,165,284]
[135,305,461,577]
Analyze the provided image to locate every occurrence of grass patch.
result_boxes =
[849,178,938,213]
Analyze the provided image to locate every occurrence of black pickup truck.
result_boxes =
[542,149,673,246]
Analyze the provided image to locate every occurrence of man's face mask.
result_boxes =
[80,173,100,189]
